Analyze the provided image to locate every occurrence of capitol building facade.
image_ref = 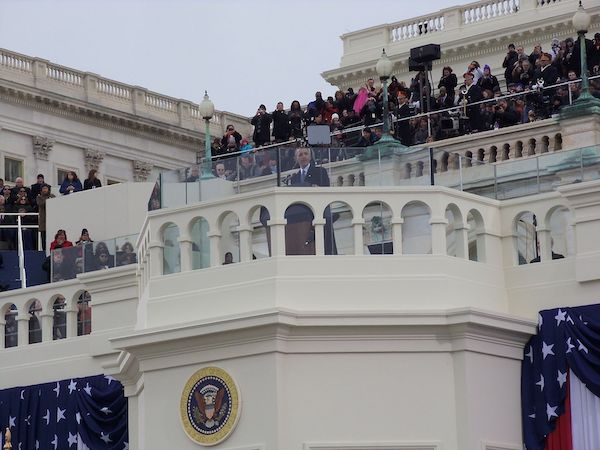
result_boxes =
[0,1,599,449]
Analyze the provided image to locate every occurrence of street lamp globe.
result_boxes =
[572,1,591,33]
[375,49,393,81]
[198,90,215,120]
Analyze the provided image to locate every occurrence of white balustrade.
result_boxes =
[46,64,83,86]
[145,93,177,112]
[96,79,132,99]
[0,50,32,72]
[462,0,520,24]
[389,15,445,42]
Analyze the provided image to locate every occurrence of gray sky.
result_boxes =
[0,0,456,116]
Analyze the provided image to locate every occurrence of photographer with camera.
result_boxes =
[251,104,272,148]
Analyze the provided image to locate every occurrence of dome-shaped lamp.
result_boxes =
[376,49,394,81]
[572,1,591,33]
[198,90,215,120]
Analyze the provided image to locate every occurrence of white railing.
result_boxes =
[0,50,32,72]
[538,0,561,6]
[0,47,251,136]
[46,64,83,86]
[461,0,520,24]
[96,79,131,99]
[389,14,445,42]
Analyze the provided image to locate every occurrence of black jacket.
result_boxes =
[272,110,290,140]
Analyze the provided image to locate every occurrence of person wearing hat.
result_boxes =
[251,104,272,147]
[458,71,483,133]
[76,228,95,271]
[477,64,500,93]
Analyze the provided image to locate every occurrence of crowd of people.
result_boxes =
[0,170,102,252]
[206,34,600,179]
[46,228,137,282]
[0,170,138,284]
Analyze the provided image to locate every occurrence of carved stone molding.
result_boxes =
[32,136,54,160]
[84,148,105,172]
[132,160,153,182]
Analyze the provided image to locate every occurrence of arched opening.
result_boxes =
[324,202,353,255]
[358,172,365,186]
[404,163,412,179]
[445,204,463,258]
[402,201,432,254]
[250,206,271,259]
[4,304,17,348]
[467,209,485,262]
[77,291,92,336]
[285,203,315,255]
[52,296,66,340]
[161,222,181,274]
[362,201,393,255]
[515,211,538,265]
[219,211,240,264]
[190,217,210,269]
[28,300,42,344]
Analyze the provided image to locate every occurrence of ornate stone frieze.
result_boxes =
[84,148,105,172]
[133,160,153,182]
[32,135,54,160]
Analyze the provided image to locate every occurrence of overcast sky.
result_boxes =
[0,0,457,116]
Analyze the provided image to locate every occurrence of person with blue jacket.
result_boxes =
[59,171,83,195]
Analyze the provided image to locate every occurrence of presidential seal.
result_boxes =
[180,366,241,446]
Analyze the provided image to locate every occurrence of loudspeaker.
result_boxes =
[408,57,432,72]
[410,44,441,63]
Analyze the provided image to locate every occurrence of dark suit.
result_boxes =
[394,103,412,146]
[459,83,483,132]
[285,162,336,255]
[533,65,560,90]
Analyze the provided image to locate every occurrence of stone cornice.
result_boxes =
[0,79,204,151]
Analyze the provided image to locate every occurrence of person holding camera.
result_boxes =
[251,104,272,148]
[503,44,519,85]
[219,124,242,157]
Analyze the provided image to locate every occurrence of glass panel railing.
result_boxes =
[150,142,600,208]
[50,233,138,282]
[495,155,540,200]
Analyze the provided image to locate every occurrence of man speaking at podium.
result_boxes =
[285,147,334,255]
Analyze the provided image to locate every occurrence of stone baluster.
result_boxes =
[352,219,365,255]
[267,219,287,257]
[148,240,164,277]
[237,226,254,262]
[537,227,552,263]
[17,315,29,347]
[391,217,404,255]
[41,312,53,342]
[208,232,221,267]
[457,225,470,259]
[178,235,194,272]
[66,306,78,338]
[313,219,326,256]
[430,216,449,255]
[0,319,5,349]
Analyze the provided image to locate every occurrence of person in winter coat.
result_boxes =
[251,104,272,147]
[271,102,290,142]
[59,171,82,195]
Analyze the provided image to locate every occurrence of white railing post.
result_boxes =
[16,216,26,289]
